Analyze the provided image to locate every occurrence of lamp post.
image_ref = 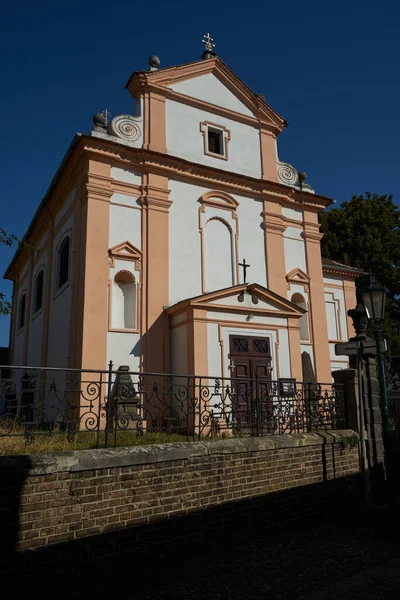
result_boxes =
[359,274,391,439]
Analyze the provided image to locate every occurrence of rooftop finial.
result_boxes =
[202,32,215,52]
[202,33,217,60]
[149,55,160,71]
[102,109,111,126]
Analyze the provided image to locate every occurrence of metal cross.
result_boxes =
[239,258,250,284]
[102,109,111,125]
[202,33,215,52]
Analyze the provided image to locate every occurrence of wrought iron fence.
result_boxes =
[0,363,346,449]
[384,359,400,438]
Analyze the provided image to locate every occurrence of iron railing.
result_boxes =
[0,363,346,448]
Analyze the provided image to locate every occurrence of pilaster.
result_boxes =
[262,198,287,297]
[260,129,278,182]
[143,91,167,153]
[287,317,303,381]
[303,210,331,382]
[79,161,113,371]
[141,173,172,373]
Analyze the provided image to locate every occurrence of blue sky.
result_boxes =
[1,0,399,347]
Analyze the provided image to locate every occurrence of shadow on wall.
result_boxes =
[0,455,32,571]
[0,464,366,592]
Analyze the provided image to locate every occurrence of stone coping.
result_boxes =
[0,430,357,476]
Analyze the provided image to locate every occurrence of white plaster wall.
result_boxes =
[54,188,76,226]
[26,258,48,366]
[109,201,141,250]
[46,215,74,368]
[207,323,222,378]
[166,100,262,178]
[325,298,339,340]
[107,332,141,372]
[168,180,268,306]
[282,206,303,222]
[237,197,267,287]
[323,275,345,286]
[27,311,44,367]
[325,287,348,342]
[209,295,279,311]
[284,235,307,275]
[13,317,25,366]
[277,328,291,378]
[169,180,205,305]
[207,311,288,327]
[333,288,347,340]
[111,193,141,208]
[170,324,188,376]
[199,202,239,292]
[111,167,142,186]
[169,74,255,117]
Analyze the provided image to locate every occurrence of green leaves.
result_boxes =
[320,193,400,370]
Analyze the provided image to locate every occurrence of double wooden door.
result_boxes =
[228,335,273,433]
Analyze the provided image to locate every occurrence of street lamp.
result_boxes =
[359,274,390,438]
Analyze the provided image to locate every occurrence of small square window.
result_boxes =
[208,129,223,155]
[200,121,230,160]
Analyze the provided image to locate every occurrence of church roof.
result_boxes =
[126,56,288,136]
[322,258,365,277]
[166,283,306,317]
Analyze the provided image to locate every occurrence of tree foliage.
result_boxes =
[0,229,18,316]
[319,193,400,368]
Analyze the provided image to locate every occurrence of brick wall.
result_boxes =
[0,431,360,565]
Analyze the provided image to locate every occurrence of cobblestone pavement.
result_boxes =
[125,511,400,600]
[26,508,400,599]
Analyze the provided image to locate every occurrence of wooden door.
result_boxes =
[229,336,273,434]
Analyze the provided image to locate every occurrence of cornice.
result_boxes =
[81,137,333,211]
[322,266,360,279]
[140,184,172,211]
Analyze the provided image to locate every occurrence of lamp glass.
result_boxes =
[360,286,385,321]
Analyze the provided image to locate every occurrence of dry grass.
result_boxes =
[0,430,189,456]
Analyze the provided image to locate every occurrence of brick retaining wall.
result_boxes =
[0,430,360,564]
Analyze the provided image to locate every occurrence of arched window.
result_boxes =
[18,293,26,330]
[57,236,70,290]
[204,217,235,291]
[291,293,310,342]
[33,270,44,314]
[112,271,136,330]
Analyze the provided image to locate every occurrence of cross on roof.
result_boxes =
[202,33,215,52]
[102,109,111,125]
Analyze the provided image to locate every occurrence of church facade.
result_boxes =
[4,50,360,383]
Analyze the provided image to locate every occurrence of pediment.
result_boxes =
[126,58,287,134]
[286,268,310,288]
[167,283,305,317]
[169,73,256,118]
[108,241,141,267]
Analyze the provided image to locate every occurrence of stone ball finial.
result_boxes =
[93,112,106,127]
[149,55,160,70]
[298,171,307,183]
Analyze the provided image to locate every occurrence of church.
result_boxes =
[4,37,360,384]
